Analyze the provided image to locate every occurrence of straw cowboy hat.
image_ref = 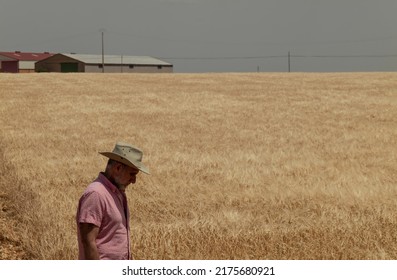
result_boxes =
[99,142,150,174]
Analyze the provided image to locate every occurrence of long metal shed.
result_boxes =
[0,51,54,73]
[35,53,173,73]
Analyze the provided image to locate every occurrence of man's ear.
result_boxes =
[115,162,124,172]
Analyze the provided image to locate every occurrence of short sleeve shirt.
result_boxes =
[76,173,130,260]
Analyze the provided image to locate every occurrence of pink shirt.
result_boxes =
[76,173,130,260]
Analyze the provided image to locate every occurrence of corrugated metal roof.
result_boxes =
[0,51,54,61]
[62,53,172,66]
[0,55,15,61]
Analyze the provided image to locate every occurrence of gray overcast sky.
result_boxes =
[1,0,397,72]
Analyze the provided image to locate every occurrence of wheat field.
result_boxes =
[0,72,396,260]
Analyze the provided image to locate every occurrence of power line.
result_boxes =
[108,30,397,46]
[293,54,397,58]
[158,55,285,60]
[159,54,397,60]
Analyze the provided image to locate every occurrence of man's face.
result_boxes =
[114,163,140,191]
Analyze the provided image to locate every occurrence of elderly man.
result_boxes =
[76,142,149,260]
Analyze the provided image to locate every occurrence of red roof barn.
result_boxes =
[0,51,54,73]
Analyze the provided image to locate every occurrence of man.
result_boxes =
[76,142,150,260]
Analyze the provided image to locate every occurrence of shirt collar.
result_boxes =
[97,172,120,194]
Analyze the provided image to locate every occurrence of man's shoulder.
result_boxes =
[84,180,107,194]
[80,173,116,200]
[79,181,110,207]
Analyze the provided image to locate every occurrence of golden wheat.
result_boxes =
[0,72,396,260]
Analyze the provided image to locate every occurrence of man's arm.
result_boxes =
[79,223,100,260]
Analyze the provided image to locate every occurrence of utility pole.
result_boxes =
[100,28,106,73]
[288,51,291,72]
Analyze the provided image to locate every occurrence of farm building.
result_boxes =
[0,51,54,73]
[35,53,173,73]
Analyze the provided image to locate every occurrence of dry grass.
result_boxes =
[0,72,396,260]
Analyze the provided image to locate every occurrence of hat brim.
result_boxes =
[99,152,150,174]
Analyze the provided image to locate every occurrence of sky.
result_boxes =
[1,0,397,72]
